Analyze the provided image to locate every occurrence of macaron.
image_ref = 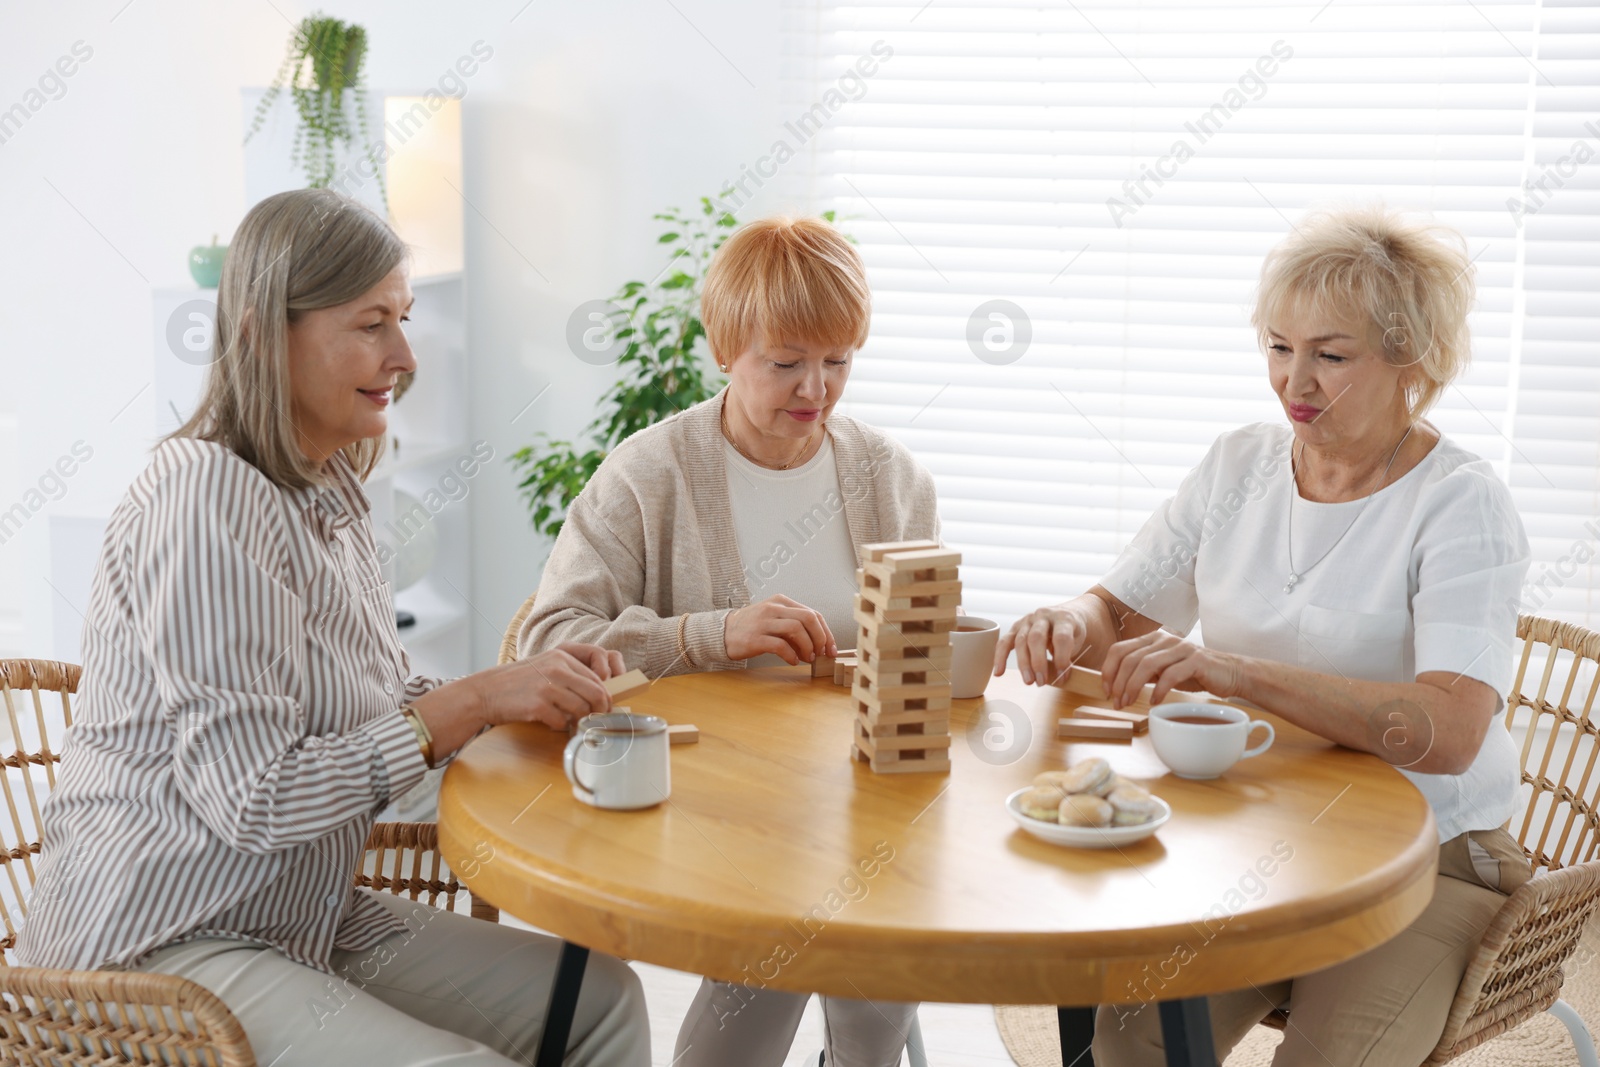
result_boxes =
[1058,757,1115,796]
[1058,793,1114,828]
[1105,783,1164,826]
[1018,785,1067,821]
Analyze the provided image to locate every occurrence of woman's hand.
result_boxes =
[411,643,624,756]
[723,595,836,664]
[995,606,1091,685]
[1100,630,1244,708]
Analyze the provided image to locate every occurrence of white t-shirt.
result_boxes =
[725,435,860,666]
[1101,422,1531,842]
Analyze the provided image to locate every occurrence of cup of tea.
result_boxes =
[950,616,1000,698]
[1147,703,1274,780]
[563,712,671,810]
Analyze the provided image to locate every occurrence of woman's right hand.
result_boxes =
[995,606,1090,685]
[412,644,622,758]
[723,594,837,664]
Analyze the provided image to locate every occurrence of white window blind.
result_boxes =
[777,0,1600,630]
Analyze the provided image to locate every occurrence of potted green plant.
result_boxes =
[245,12,385,206]
[510,198,737,539]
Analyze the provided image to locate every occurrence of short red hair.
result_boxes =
[700,216,871,364]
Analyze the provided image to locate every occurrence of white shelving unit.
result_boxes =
[54,91,472,698]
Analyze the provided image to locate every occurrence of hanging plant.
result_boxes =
[245,13,385,208]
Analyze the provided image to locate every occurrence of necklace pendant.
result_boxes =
[1284,573,1299,594]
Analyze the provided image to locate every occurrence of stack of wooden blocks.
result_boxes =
[850,540,961,774]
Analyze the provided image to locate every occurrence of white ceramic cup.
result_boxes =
[562,712,671,810]
[1147,703,1275,780]
[949,616,1001,699]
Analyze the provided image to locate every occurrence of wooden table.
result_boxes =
[438,667,1438,1066]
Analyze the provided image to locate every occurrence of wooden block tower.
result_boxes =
[850,540,961,774]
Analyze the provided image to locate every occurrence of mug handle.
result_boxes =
[563,731,597,801]
[1242,720,1275,760]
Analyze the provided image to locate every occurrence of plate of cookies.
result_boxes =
[1005,757,1169,849]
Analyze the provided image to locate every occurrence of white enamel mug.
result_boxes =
[1147,703,1275,780]
[949,616,1001,699]
[562,712,671,810]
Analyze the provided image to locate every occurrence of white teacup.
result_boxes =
[950,616,1001,699]
[562,712,671,810]
[1148,703,1274,780]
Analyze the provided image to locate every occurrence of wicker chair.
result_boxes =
[1258,615,1600,1064]
[498,591,537,665]
[0,658,497,1066]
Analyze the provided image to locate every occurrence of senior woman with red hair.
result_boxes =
[522,215,937,1067]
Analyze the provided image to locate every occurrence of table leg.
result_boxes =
[1057,1005,1095,1066]
[535,941,590,1067]
[1157,998,1217,1067]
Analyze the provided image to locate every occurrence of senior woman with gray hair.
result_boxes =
[521,215,937,1067]
[14,189,650,1066]
[997,205,1532,1067]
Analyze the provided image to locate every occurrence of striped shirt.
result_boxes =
[15,438,440,973]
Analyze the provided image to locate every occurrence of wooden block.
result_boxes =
[864,563,961,589]
[881,547,962,570]
[668,723,699,745]
[852,673,952,705]
[605,669,651,701]
[853,609,958,647]
[1056,717,1135,742]
[862,539,943,563]
[856,712,951,739]
[856,661,951,689]
[859,576,964,604]
[1071,706,1150,734]
[861,644,954,670]
[853,736,951,774]
[855,719,952,753]
[812,655,836,678]
[833,657,857,686]
[1060,665,1205,708]
[854,694,953,719]
[854,594,961,625]
[858,583,962,613]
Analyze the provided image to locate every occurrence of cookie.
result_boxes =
[1057,757,1114,796]
[1058,793,1114,828]
[1018,785,1067,821]
[1105,783,1163,826]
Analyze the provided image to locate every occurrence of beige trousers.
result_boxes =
[674,977,918,1067]
[1093,828,1530,1067]
[133,891,651,1066]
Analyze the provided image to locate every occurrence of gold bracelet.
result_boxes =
[677,612,698,670]
[399,705,435,768]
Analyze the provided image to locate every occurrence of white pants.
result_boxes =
[675,977,917,1067]
[132,891,651,1066]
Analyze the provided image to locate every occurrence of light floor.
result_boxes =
[502,915,1015,1066]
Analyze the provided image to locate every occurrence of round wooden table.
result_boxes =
[439,666,1438,1065]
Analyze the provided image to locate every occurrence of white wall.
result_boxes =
[0,1,787,668]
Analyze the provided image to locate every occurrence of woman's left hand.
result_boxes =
[1100,630,1245,708]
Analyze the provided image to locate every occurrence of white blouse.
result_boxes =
[1100,422,1531,842]
[724,434,861,664]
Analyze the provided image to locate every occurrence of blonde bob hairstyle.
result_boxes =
[167,188,408,489]
[1251,204,1475,419]
[700,215,871,366]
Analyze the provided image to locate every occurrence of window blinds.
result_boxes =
[776,0,1600,628]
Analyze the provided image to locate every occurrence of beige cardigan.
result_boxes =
[519,389,940,676]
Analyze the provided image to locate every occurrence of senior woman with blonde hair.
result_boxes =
[14,189,650,1066]
[997,204,1531,1066]
[520,215,936,1066]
